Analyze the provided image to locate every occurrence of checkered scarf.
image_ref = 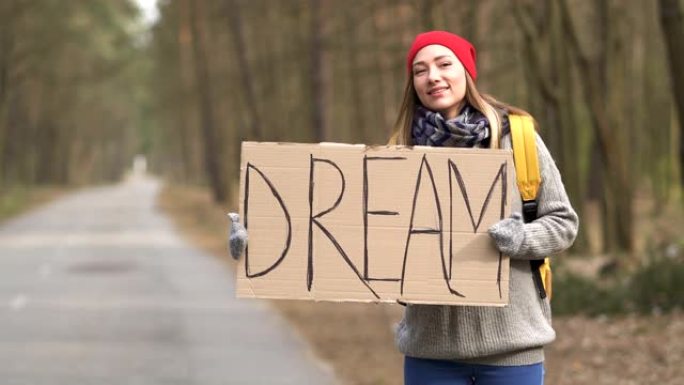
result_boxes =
[412,105,490,147]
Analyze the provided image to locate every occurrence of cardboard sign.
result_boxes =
[236,142,514,306]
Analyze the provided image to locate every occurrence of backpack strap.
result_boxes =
[508,115,541,223]
[508,115,551,300]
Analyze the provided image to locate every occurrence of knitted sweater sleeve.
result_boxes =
[506,133,579,259]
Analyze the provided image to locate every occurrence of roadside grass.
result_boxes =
[0,185,67,223]
[553,248,684,316]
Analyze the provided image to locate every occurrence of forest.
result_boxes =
[3,0,682,257]
[1,1,683,384]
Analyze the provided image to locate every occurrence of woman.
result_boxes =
[229,30,578,385]
[393,31,578,384]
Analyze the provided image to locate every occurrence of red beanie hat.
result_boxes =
[406,31,477,81]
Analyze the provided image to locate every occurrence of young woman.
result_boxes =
[229,30,578,385]
[393,31,578,385]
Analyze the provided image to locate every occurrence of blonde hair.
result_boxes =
[390,72,534,147]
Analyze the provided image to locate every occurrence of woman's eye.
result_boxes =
[414,69,426,76]
[440,62,452,67]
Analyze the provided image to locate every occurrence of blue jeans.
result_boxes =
[404,356,544,385]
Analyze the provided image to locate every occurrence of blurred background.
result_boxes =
[0,0,682,384]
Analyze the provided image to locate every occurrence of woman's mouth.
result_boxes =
[428,87,449,96]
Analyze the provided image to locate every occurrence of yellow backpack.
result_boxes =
[508,115,552,300]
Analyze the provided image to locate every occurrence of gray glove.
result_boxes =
[488,212,525,256]
[228,213,248,260]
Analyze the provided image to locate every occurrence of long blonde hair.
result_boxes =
[390,72,534,147]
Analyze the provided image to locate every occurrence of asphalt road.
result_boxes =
[0,176,338,385]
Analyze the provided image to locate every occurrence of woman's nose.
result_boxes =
[427,67,441,83]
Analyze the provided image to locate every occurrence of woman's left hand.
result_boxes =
[228,213,248,260]
[488,212,525,255]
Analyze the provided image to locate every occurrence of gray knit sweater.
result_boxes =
[395,132,579,366]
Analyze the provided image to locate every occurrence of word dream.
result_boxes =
[236,142,514,306]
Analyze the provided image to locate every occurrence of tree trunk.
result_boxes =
[512,0,587,251]
[225,0,263,141]
[369,0,389,142]
[658,0,684,187]
[342,3,365,143]
[463,0,479,45]
[0,1,15,186]
[560,0,633,253]
[175,0,196,182]
[187,0,227,202]
[419,0,437,30]
[309,0,326,142]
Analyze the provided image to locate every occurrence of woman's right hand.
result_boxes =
[227,213,248,260]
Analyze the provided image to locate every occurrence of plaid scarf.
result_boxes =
[412,105,490,147]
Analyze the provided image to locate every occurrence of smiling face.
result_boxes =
[411,44,467,119]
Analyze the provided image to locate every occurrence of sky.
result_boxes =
[134,0,160,27]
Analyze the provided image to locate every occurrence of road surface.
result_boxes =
[0,176,338,385]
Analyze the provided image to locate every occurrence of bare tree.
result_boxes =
[658,0,684,188]
[187,0,228,201]
[512,0,585,250]
[559,0,634,253]
[224,0,263,141]
[309,0,327,141]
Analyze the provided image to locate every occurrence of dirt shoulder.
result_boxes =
[159,183,683,385]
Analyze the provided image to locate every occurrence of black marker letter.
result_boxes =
[448,160,507,298]
[308,156,380,298]
[400,155,464,297]
[243,163,292,278]
[363,155,406,281]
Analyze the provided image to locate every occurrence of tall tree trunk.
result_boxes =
[463,0,479,44]
[658,0,684,187]
[512,0,587,251]
[224,0,263,141]
[0,1,15,187]
[176,0,195,181]
[187,0,227,202]
[370,0,389,142]
[343,3,365,143]
[560,0,633,253]
[553,2,585,251]
[419,0,437,30]
[0,81,7,187]
[309,0,326,141]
